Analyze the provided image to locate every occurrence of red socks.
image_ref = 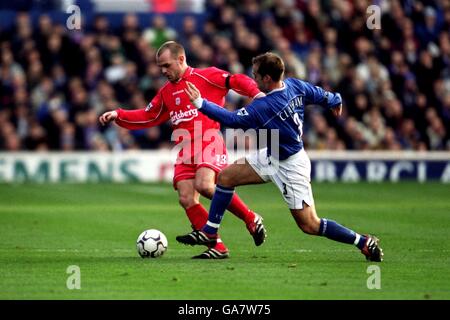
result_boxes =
[185,203,208,230]
[185,203,228,252]
[227,194,255,225]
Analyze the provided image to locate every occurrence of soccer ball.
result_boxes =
[136,229,168,258]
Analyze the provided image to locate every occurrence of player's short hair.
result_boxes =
[252,52,285,81]
[156,41,186,59]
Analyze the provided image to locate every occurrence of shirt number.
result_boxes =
[293,113,303,141]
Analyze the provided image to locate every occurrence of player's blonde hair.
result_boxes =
[156,41,186,59]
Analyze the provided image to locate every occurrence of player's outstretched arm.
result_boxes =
[205,67,264,99]
[228,73,265,99]
[185,82,256,129]
[98,99,170,130]
[299,79,342,115]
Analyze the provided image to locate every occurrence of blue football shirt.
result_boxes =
[199,77,342,160]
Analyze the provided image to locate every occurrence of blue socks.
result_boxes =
[202,188,369,250]
[202,185,235,235]
[319,219,367,249]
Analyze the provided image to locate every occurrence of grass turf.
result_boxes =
[0,182,449,300]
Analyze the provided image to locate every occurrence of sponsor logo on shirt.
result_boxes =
[169,106,199,125]
[144,103,153,112]
[237,108,249,116]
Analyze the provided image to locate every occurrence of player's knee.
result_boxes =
[299,223,318,235]
[217,171,235,188]
[194,180,215,198]
[299,218,321,235]
[295,214,320,235]
[178,194,197,209]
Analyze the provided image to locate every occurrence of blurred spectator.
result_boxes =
[142,15,177,49]
[0,1,448,152]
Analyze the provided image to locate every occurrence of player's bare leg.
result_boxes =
[177,159,267,247]
[290,204,321,235]
[291,201,383,262]
[217,159,266,187]
[177,179,200,210]
[176,179,228,259]
[193,167,216,198]
[218,161,268,246]
[194,166,266,245]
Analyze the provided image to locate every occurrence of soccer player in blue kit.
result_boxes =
[177,52,383,262]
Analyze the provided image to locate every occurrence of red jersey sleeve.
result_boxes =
[205,67,261,99]
[115,91,170,130]
[228,73,261,98]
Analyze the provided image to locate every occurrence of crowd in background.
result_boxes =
[0,0,449,152]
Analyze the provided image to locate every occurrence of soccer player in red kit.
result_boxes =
[99,41,266,259]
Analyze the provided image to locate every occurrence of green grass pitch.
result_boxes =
[1,182,449,299]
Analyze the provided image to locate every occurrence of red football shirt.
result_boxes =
[115,66,261,143]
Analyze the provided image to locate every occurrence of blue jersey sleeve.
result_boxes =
[299,80,342,110]
[199,99,259,129]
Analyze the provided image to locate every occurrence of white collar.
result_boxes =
[266,81,285,95]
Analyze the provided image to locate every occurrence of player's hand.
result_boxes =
[184,81,201,102]
[99,110,118,126]
[184,82,204,109]
[331,104,342,117]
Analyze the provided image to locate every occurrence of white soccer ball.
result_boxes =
[136,229,168,258]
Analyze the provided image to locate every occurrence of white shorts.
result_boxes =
[246,148,314,209]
